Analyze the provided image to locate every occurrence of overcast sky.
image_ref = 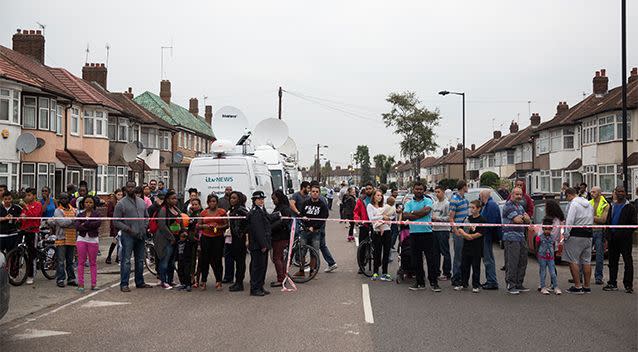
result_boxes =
[1,1,636,168]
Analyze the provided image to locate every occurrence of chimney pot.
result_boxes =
[493,130,502,139]
[82,62,108,89]
[16,29,21,33]
[443,148,448,156]
[189,98,199,116]
[530,112,541,127]
[160,80,171,105]
[450,146,455,152]
[471,144,476,151]
[629,67,638,84]
[12,28,45,64]
[593,69,609,96]
[556,101,569,116]
[36,30,41,35]
[509,121,519,133]
[128,87,132,93]
[600,69,606,77]
[457,143,463,150]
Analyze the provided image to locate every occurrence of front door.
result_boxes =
[55,169,64,197]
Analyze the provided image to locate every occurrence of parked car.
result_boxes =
[0,251,9,320]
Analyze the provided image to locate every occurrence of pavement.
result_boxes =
[1,210,637,351]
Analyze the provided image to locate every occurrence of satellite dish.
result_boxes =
[36,138,46,149]
[16,133,38,153]
[122,142,139,162]
[210,139,236,154]
[213,106,249,143]
[279,137,298,159]
[133,141,144,154]
[173,151,184,164]
[252,118,289,148]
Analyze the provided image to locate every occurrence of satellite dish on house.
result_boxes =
[173,151,184,164]
[279,137,298,159]
[252,118,289,149]
[36,138,46,149]
[133,141,144,154]
[16,133,38,153]
[213,106,249,143]
[122,142,140,162]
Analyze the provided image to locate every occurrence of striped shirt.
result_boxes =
[449,192,469,224]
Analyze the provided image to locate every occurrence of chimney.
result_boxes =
[593,69,609,97]
[629,67,638,84]
[442,148,448,156]
[123,87,133,99]
[556,101,569,116]
[530,112,541,127]
[335,166,341,170]
[493,130,502,139]
[189,98,199,116]
[205,105,213,126]
[471,144,476,151]
[82,63,108,89]
[12,29,45,64]
[449,146,456,152]
[160,80,171,105]
[457,143,463,150]
[509,121,519,133]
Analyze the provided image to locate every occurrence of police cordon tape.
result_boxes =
[10,216,638,229]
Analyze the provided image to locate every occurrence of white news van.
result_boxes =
[184,154,275,211]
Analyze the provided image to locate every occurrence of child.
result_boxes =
[187,199,202,290]
[536,217,561,295]
[453,200,485,293]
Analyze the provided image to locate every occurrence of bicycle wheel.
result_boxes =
[7,247,28,286]
[357,240,374,277]
[145,243,157,276]
[287,245,320,283]
[40,245,57,280]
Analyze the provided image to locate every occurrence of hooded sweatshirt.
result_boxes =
[564,196,593,238]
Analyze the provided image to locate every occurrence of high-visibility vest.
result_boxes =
[589,196,609,218]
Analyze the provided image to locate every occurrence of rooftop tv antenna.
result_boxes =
[36,22,46,35]
[161,43,173,79]
[85,43,90,64]
[105,43,111,68]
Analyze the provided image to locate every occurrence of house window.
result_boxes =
[536,132,549,154]
[162,131,171,151]
[97,165,108,194]
[129,125,139,143]
[38,97,50,130]
[583,165,597,190]
[117,167,128,189]
[583,119,597,144]
[56,105,63,135]
[108,117,117,140]
[488,155,495,167]
[599,115,615,142]
[21,163,36,188]
[506,150,515,165]
[514,147,522,163]
[84,110,94,135]
[539,170,550,193]
[71,108,79,135]
[563,128,575,149]
[23,96,37,128]
[598,164,621,193]
[49,100,57,133]
[0,162,19,190]
[66,170,80,187]
[84,110,107,137]
[161,170,169,184]
[551,170,563,193]
[549,130,561,152]
[615,115,632,140]
[82,169,95,191]
[36,163,56,195]
[118,118,129,142]
[141,127,158,149]
[95,111,105,136]
[0,89,20,123]
[522,144,532,162]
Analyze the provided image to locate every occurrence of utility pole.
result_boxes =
[278,87,283,120]
[315,144,320,182]
[621,0,628,191]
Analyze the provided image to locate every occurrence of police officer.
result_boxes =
[248,191,277,296]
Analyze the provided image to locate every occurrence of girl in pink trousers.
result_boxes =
[75,197,102,292]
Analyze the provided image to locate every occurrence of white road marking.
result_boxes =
[361,284,374,324]
[12,329,71,340]
[81,300,131,308]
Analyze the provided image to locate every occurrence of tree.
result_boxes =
[480,171,500,189]
[373,154,396,184]
[438,178,459,191]
[321,161,333,183]
[353,145,372,185]
[382,91,441,180]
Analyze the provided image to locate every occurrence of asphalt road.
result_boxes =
[1,209,637,352]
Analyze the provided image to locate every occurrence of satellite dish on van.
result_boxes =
[213,106,249,143]
[211,139,236,154]
[252,118,289,149]
[122,142,140,162]
[16,133,38,153]
[279,137,298,159]
[173,151,184,164]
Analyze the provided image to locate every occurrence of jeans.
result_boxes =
[372,230,392,275]
[608,236,633,289]
[223,242,234,282]
[592,230,605,282]
[451,232,464,284]
[461,252,481,288]
[410,233,437,286]
[120,234,146,288]
[158,243,175,284]
[433,230,451,277]
[56,245,76,284]
[319,229,336,267]
[538,257,557,289]
[483,232,498,287]
[390,224,399,248]
[504,240,528,289]
[77,241,98,287]
[300,231,320,252]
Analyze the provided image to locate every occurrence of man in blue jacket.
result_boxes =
[480,189,501,290]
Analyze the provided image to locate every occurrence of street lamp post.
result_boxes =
[315,144,328,182]
[439,90,466,178]
[621,0,629,192]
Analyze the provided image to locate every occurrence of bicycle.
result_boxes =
[357,233,374,277]
[144,235,158,276]
[283,223,321,283]
[7,228,57,286]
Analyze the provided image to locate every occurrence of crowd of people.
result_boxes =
[0,175,636,298]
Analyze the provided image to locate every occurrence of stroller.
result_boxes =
[395,226,416,284]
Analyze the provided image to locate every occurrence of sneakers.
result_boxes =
[437,275,449,281]
[26,277,34,285]
[229,283,244,292]
[540,287,550,295]
[595,279,604,285]
[472,287,480,293]
[582,287,592,294]
[453,285,464,291]
[603,284,619,291]
[380,274,392,282]
[409,283,426,291]
[431,284,442,292]
[626,287,634,294]
[371,274,379,281]
[324,264,338,273]
[57,281,65,288]
[347,236,355,242]
[516,286,530,292]
[567,286,584,294]
[554,287,562,295]
[161,282,173,290]
[507,286,520,295]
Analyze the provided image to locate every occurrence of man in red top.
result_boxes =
[20,187,43,285]
[509,178,534,217]
[354,183,374,242]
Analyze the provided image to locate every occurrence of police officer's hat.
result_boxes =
[251,191,267,200]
